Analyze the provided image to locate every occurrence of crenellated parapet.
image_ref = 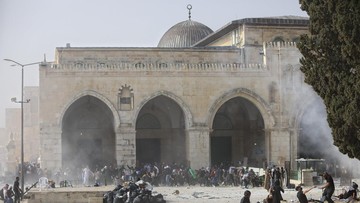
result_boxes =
[47,62,269,73]
[265,41,298,48]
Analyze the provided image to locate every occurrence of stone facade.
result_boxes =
[4,16,322,173]
[38,15,320,171]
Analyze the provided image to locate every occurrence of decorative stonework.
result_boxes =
[49,62,268,74]
[118,84,134,111]
[265,41,298,48]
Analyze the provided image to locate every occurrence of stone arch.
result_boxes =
[58,90,120,131]
[207,88,275,167]
[208,88,274,129]
[134,91,191,164]
[133,90,193,129]
[60,92,118,170]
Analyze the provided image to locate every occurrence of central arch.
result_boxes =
[211,97,265,167]
[135,95,186,165]
[208,88,274,167]
[61,95,116,171]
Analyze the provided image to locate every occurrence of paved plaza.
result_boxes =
[23,179,353,203]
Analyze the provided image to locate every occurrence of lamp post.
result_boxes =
[4,59,42,198]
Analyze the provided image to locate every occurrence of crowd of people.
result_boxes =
[1,161,266,189]
[76,162,265,189]
[1,161,359,203]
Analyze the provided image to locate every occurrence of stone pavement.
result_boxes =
[22,179,359,203]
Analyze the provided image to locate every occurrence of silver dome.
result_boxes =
[158,19,213,48]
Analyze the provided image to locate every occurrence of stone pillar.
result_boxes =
[186,125,210,170]
[116,124,136,166]
[39,126,62,172]
[289,128,299,170]
[268,128,291,166]
[264,128,272,167]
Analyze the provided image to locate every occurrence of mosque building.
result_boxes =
[4,7,324,174]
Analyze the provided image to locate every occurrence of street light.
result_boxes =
[4,58,42,198]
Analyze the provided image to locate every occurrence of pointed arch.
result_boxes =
[58,90,120,131]
[133,90,193,129]
[207,88,275,129]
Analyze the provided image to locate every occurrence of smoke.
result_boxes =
[292,70,360,178]
[61,95,116,176]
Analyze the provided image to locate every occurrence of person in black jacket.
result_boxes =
[317,172,335,203]
[13,177,22,203]
[271,180,284,203]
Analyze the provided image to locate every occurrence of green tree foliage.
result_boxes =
[298,0,360,159]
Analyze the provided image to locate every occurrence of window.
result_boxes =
[232,29,240,46]
[117,84,134,111]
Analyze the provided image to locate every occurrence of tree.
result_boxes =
[298,0,360,159]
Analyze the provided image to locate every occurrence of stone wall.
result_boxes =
[37,34,317,171]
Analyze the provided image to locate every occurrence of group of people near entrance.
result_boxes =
[0,177,22,203]
[242,171,358,203]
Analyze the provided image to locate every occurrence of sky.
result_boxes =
[0,0,307,128]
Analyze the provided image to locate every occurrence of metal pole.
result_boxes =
[21,65,25,198]
[4,59,42,199]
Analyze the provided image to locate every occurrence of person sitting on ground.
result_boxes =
[336,182,358,203]
[295,185,316,203]
[240,190,251,203]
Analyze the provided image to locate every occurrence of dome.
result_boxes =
[157,19,214,48]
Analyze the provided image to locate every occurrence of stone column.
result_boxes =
[268,128,291,166]
[186,125,210,170]
[264,128,272,166]
[116,123,136,166]
[290,127,301,170]
[39,125,62,172]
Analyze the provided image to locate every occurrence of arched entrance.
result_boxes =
[136,95,186,165]
[62,95,115,170]
[211,97,265,167]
